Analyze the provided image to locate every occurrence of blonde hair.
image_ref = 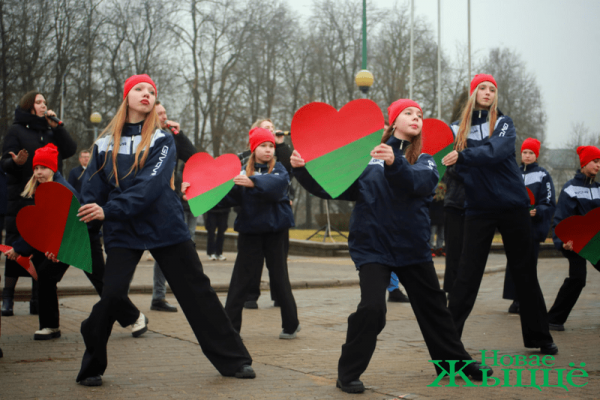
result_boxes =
[380,126,422,165]
[454,85,498,152]
[21,171,54,198]
[92,97,171,188]
[245,152,276,176]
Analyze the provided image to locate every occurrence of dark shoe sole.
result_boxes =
[1,310,14,317]
[79,376,103,386]
[132,316,149,338]
[549,323,565,331]
[336,379,365,393]
[34,331,61,340]
[244,301,258,309]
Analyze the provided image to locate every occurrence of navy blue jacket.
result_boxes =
[81,122,190,250]
[219,161,293,234]
[294,136,438,269]
[451,110,530,215]
[13,172,77,256]
[68,165,85,194]
[552,171,600,249]
[521,162,556,243]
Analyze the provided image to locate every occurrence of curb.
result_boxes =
[9,266,507,300]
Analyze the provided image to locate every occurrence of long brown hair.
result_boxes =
[245,152,276,176]
[381,126,422,165]
[93,97,162,186]
[19,90,44,112]
[454,85,498,152]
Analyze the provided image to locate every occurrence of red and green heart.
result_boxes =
[16,182,91,273]
[421,119,454,183]
[526,187,535,210]
[555,207,600,264]
[182,153,242,217]
[0,244,37,280]
[291,99,384,198]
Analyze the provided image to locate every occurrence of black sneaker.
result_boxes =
[388,289,409,303]
[540,343,558,355]
[336,379,365,393]
[463,361,493,381]
[79,375,103,386]
[244,300,258,309]
[549,323,565,331]
[234,365,256,379]
[151,299,178,312]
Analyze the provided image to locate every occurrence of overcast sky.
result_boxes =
[288,0,600,149]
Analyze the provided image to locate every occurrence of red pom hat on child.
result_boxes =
[123,74,157,100]
[470,74,497,95]
[577,146,600,168]
[387,99,422,126]
[521,138,541,159]
[249,127,275,152]
[33,143,59,173]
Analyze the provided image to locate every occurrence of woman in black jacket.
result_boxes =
[1,91,76,316]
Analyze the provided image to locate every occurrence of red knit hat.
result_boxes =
[470,74,497,95]
[33,143,58,173]
[387,99,422,126]
[521,138,541,159]
[577,146,600,168]
[123,74,157,100]
[249,127,275,152]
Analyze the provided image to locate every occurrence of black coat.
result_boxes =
[1,106,76,265]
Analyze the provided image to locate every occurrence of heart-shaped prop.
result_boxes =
[16,182,92,273]
[555,207,600,264]
[526,187,535,210]
[421,119,454,183]
[0,244,37,280]
[291,100,384,198]
[183,152,242,216]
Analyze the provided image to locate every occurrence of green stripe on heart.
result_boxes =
[578,231,600,265]
[431,143,454,183]
[188,180,235,217]
[58,196,92,273]
[305,129,383,198]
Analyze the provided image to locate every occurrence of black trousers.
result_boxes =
[503,242,540,301]
[36,235,128,330]
[443,210,465,293]
[448,209,553,348]
[77,240,251,381]
[246,229,290,303]
[205,211,229,256]
[225,231,298,333]
[338,262,473,383]
[547,250,600,325]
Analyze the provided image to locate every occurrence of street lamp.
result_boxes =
[90,112,102,140]
[355,69,374,97]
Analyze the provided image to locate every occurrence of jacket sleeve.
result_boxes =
[12,236,34,257]
[215,185,242,209]
[385,152,439,197]
[552,183,576,249]
[457,116,517,166]
[292,166,359,201]
[52,125,77,160]
[247,163,290,203]
[533,170,556,222]
[173,130,197,163]
[1,128,24,175]
[275,143,293,175]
